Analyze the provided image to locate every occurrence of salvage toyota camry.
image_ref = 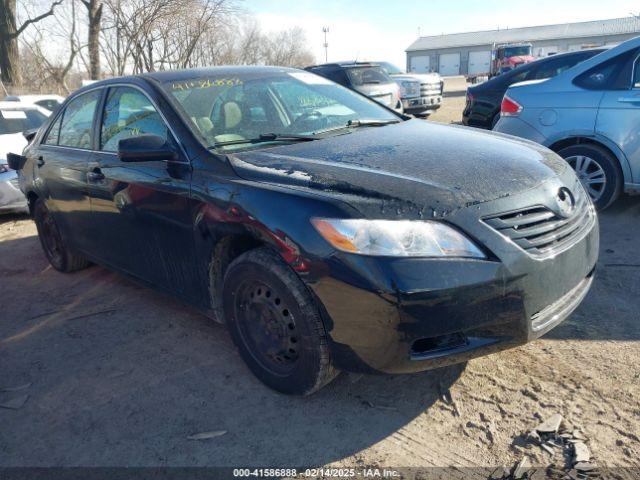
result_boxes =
[11,67,598,395]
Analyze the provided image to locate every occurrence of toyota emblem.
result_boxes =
[555,187,576,218]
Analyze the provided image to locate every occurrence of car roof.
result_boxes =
[0,101,41,110]
[307,61,382,69]
[3,94,64,102]
[65,66,304,98]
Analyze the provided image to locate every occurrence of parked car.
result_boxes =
[494,36,640,209]
[305,61,403,113]
[11,67,598,395]
[377,61,443,116]
[3,94,65,114]
[0,102,50,214]
[463,48,606,129]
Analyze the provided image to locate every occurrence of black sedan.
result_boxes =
[463,49,605,129]
[12,67,598,395]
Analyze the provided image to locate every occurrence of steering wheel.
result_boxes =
[288,110,324,130]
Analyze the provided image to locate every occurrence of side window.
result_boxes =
[633,56,640,88]
[100,87,168,152]
[58,90,101,149]
[43,114,63,145]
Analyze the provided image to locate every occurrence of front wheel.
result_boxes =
[33,199,90,272]
[557,144,622,210]
[222,248,337,395]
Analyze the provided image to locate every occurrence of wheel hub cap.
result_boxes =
[566,154,606,202]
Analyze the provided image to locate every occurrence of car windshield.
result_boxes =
[345,66,392,86]
[503,46,532,57]
[379,62,405,75]
[0,108,48,135]
[163,70,399,152]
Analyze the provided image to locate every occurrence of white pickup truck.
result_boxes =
[378,62,443,116]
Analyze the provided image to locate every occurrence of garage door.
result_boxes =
[410,56,430,73]
[535,45,558,57]
[438,53,460,76]
[468,51,491,75]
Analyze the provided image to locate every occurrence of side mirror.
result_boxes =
[118,134,176,162]
[23,129,38,143]
[7,152,27,171]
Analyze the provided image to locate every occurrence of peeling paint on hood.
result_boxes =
[228,119,567,218]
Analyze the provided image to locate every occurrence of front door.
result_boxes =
[596,53,640,184]
[87,85,197,299]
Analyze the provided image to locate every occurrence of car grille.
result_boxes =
[9,177,20,188]
[482,188,594,257]
[420,82,441,96]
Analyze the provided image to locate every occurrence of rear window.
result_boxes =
[574,48,639,90]
[0,109,47,135]
[529,52,599,80]
[346,67,392,86]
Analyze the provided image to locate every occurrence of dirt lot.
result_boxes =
[1,87,639,474]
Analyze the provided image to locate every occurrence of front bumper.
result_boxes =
[402,95,442,113]
[0,170,28,213]
[309,175,599,374]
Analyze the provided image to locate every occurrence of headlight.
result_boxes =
[311,218,486,258]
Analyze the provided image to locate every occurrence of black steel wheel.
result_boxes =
[222,247,337,395]
[33,199,90,272]
[234,279,300,376]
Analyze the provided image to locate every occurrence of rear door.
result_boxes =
[33,89,102,253]
[87,85,197,298]
[595,52,640,183]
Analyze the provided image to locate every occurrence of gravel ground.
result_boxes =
[1,87,639,473]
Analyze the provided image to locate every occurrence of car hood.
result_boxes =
[390,74,421,84]
[228,119,567,218]
[394,72,441,84]
[0,133,27,160]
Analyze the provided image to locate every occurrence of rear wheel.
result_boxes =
[222,247,337,395]
[34,199,90,272]
[557,144,622,210]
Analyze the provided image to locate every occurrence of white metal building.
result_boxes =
[406,17,640,76]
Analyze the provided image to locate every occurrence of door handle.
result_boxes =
[618,96,640,103]
[87,168,105,182]
[37,156,45,167]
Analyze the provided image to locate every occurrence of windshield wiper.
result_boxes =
[313,118,401,136]
[209,132,318,148]
[346,119,401,127]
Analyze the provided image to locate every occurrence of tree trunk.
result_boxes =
[83,0,103,80]
[0,0,22,87]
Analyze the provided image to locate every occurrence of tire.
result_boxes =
[222,247,337,395]
[33,199,90,272]
[557,144,622,210]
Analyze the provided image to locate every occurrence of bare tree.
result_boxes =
[21,0,82,93]
[81,0,102,79]
[0,0,62,86]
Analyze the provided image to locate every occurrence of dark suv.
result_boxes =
[11,67,597,395]
[305,61,403,113]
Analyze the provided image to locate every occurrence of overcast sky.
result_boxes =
[245,0,640,67]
